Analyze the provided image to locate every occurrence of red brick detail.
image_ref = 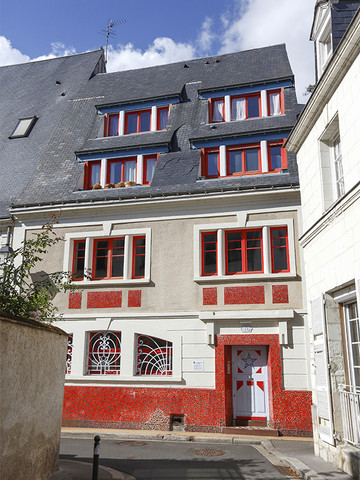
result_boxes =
[272,285,289,303]
[87,291,122,308]
[62,332,312,436]
[69,292,82,309]
[128,290,141,307]
[224,286,265,304]
[203,288,217,305]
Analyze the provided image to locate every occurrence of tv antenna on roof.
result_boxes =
[103,19,126,64]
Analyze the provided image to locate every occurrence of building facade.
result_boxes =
[287,0,360,475]
[1,45,312,434]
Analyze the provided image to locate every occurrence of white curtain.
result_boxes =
[124,160,136,182]
[212,100,224,122]
[269,92,281,116]
[231,98,246,121]
[146,158,156,183]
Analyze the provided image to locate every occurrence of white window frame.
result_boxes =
[193,217,296,281]
[63,227,151,285]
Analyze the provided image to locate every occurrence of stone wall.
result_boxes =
[1,312,67,480]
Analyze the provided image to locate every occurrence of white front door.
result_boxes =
[232,345,269,420]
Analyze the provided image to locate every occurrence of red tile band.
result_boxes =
[87,291,122,308]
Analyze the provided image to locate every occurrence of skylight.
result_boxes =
[9,116,37,138]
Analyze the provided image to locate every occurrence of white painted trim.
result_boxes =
[263,226,270,274]
[261,90,268,117]
[224,95,231,122]
[151,106,157,132]
[119,111,125,136]
[136,155,144,185]
[200,310,294,320]
[218,229,225,276]
[219,145,227,176]
[261,140,268,173]
[100,158,107,187]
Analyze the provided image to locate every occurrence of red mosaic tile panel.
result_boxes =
[69,292,82,309]
[62,334,312,436]
[203,288,217,305]
[128,290,141,307]
[224,286,265,304]
[272,285,289,303]
[87,291,122,308]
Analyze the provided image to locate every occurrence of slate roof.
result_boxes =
[331,1,360,51]
[0,44,300,214]
[0,50,105,218]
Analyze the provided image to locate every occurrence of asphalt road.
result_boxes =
[59,438,292,480]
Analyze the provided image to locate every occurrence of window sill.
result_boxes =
[65,375,182,383]
[75,278,151,287]
[206,114,285,126]
[194,272,295,283]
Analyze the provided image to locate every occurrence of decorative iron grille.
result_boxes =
[88,331,121,374]
[66,334,73,374]
[136,334,173,375]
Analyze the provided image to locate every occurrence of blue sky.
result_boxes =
[0,0,316,100]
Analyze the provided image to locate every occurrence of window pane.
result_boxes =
[134,256,145,277]
[229,150,243,174]
[126,113,138,134]
[95,256,107,278]
[207,152,219,176]
[124,160,136,182]
[74,257,84,279]
[227,250,242,273]
[109,115,119,136]
[204,233,217,243]
[111,256,124,277]
[247,96,259,118]
[231,97,246,121]
[270,145,282,170]
[112,238,124,253]
[110,162,122,184]
[159,108,169,130]
[269,92,281,116]
[203,252,217,274]
[137,335,173,375]
[139,111,151,132]
[247,248,262,271]
[146,157,156,183]
[273,248,288,271]
[96,240,109,249]
[212,100,224,122]
[88,332,121,375]
[272,228,287,238]
[245,149,259,171]
[90,163,101,186]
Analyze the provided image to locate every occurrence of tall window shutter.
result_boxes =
[311,295,335,445]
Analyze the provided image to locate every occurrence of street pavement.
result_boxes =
[49,428,352,480]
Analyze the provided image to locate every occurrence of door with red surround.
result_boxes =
[232,345,269,420]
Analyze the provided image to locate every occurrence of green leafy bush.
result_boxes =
[0,220,77,322]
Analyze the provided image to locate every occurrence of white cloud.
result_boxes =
[219,0,316,101]
[106,37,195,72]
[0,36,30,66]
[197,17,215,53]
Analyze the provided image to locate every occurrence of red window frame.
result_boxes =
[92,237,125,280]
[201,231,218,276]
[230,93,261,120]
[268,140,287,172]
[225,229,263,275]
[226,143,261,176]
[143,155,157,185]
[85,161,101,190]
[270,227,290,273]
[202,148,220,178]
[72,239,86,281]
[125,109,151,134]
[107,157,137,184]
[157,106,169,130]
[209,97,225,123]
[267,89,284,116]
[87,331,121,375]
[104,113,120,137]
[132,235,146,279]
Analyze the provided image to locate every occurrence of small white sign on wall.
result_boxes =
[192,360,204,371]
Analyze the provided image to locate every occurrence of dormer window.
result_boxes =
[9,116,37,138]
[104,105,170,137]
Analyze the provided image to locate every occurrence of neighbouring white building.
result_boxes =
[286,1,360,476]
